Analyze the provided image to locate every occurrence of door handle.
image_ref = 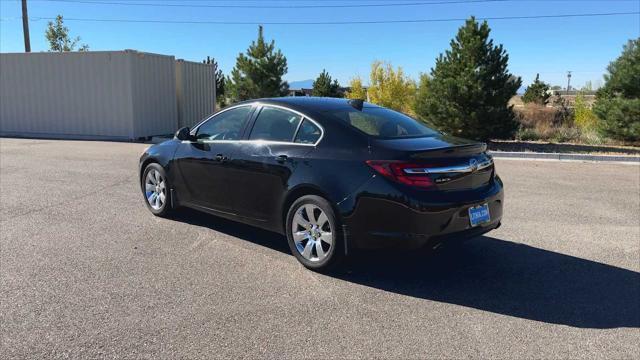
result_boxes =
[275,155,288,163]
[215,153,228,162]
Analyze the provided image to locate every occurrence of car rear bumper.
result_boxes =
[341,176,504,250]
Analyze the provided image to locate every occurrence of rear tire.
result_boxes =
[141,163,173,217]
[286,195,343,271]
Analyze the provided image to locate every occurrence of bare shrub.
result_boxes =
[515,104,562,137]
[513,102,604,144]
[552,94,573,127]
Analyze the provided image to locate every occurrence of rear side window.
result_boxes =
[328,107,439,139]
[249,107,302,142]
[196,106,252,140]
[294,119,322,144]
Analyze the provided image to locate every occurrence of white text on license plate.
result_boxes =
[468,204,490,227]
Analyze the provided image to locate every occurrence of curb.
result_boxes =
[490,151,640,164]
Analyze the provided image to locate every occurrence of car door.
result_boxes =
[173,105,254,214]
[233,105,323,225]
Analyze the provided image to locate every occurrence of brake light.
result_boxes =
[366,160,435,189]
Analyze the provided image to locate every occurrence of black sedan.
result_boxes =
[139,97,503,270]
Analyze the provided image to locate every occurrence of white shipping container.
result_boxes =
[0,50,179,140]
[176,59,216,128]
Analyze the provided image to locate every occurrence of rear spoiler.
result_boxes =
[408,143,487,159]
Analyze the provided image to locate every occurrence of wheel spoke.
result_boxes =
[159,192,166,204]
[315,241,325,259]
[147,174,156,185]
[304,205,316,224]
[159,181,166,190]
[316,212,328,228]
[154,170,161,184]
[320,232,333,246]
[293,231,307,242]
[301,240,314,259]
[293,213,310,229]
[145,183,155,192]
[155,194,161,208]
[149,193,159,209]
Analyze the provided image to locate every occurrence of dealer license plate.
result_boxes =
[468,204,490,227]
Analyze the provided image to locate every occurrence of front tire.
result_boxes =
[141,163,173,217]
[286,195,343,271]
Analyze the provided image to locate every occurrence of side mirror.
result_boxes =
[175,127,193,141]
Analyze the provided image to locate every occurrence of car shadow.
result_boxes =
[170,208,291,254]
[338,238,640,329]
[171,209,639,329]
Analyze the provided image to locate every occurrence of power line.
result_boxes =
[38,0,509,9]
[36,0,640,9]
[27,0,640,2]
[16,11,639,25]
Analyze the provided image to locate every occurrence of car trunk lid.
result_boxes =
[371,135,494,191]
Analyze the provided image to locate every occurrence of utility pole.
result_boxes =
[21,0,31,52]
[566,71,572,95]
[212,58,218,112]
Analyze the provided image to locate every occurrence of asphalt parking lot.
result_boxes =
[1,138,639,359]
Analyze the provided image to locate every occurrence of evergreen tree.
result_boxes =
[203,56,226,107]
[415,17,521,140]
[311,69,341,97]
[593,38,640,141]
[522,73,550,105]
[45,15,88,52]
[215,68,226,107]
[414,73,430,121]
[226,26,288,102]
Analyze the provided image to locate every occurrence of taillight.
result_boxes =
[366,160,435,189]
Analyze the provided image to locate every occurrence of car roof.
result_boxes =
[237,97,381,113]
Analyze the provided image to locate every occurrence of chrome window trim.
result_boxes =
[187,102,325,147]
[181,139,318,147]
[403,157,493,174]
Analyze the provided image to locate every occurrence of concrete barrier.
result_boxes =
[490,151,640,163]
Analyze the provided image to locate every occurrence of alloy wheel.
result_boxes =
[291,204,333,262]
[145,169,166,210]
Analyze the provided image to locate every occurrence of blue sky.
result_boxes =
[1,0,639,89]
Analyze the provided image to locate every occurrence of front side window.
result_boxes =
[249,107,302,142]
[327,106,439,139]
[196,106,252,141]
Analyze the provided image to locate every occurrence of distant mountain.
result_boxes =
[288,79,314,90]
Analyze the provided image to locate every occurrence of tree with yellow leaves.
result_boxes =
[345,76,367,100]
[366,61,417,115]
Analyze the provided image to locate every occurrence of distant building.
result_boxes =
[546,89,597,96]
[288,88,314,97]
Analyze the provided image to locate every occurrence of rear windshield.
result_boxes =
[327,106,439,139]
